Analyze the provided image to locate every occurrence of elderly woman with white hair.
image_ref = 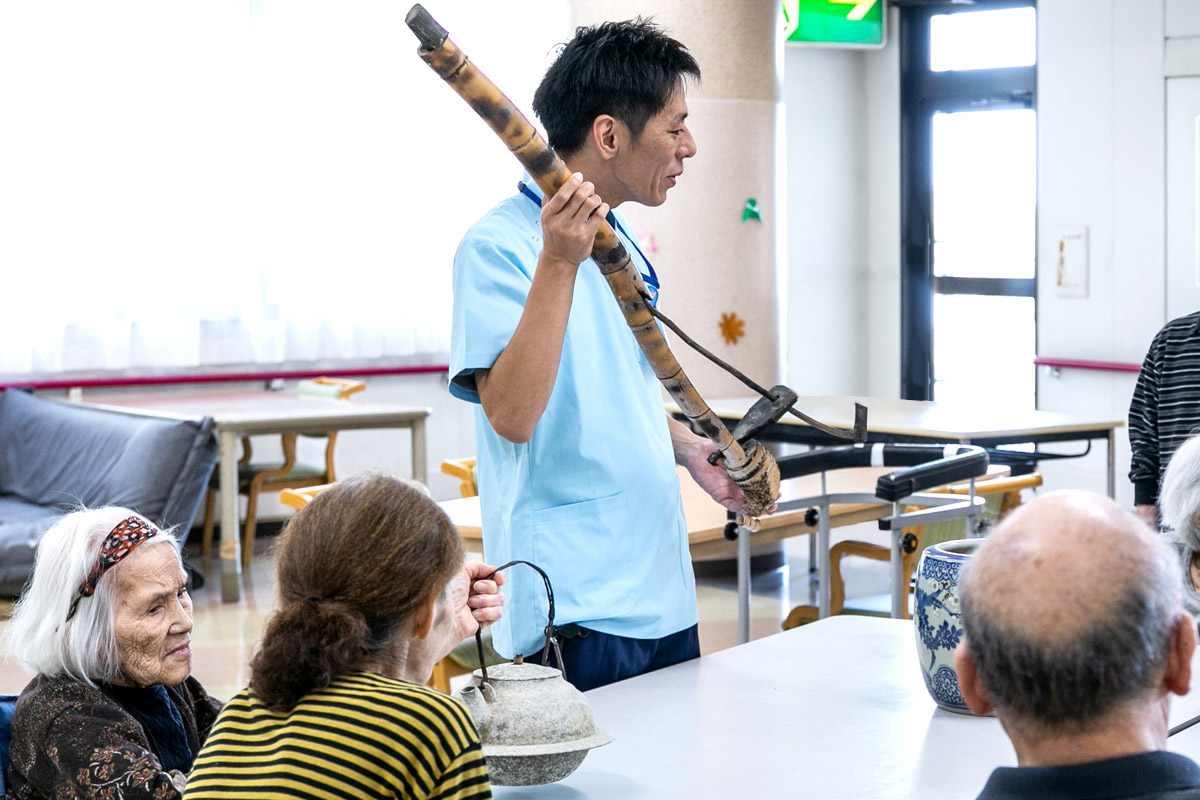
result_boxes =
[3,507,220,798]
[1158,433,1200,617]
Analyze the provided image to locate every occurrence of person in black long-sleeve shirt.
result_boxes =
[1128,310,1200,527]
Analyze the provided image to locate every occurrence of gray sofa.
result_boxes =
[0,389,218,596]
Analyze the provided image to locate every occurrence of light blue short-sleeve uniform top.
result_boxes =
[449,178,697,658]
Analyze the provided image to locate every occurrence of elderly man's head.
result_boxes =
[955,491,1194,742]
[4,507,193,687]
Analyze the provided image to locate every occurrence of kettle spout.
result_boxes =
[457,683,494,734]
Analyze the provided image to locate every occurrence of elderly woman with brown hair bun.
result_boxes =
[3,507,221,798]
[186,473,504,800]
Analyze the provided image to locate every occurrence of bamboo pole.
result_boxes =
[406,4,778,516]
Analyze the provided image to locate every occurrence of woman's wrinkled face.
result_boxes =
[111,544,193,687]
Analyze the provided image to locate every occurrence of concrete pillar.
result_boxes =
[569,0,785,398]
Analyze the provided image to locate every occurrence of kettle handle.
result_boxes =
[476,559,565,685]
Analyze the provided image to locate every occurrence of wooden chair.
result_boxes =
[280,482,494,694]
[441,457,478,498]
[200,378,365,568]
[782,472,1043,629]
[280,483,337,509]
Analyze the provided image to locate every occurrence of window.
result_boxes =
[929,7,1035,72]
[900,1,1037,407]
[0,2,566,377]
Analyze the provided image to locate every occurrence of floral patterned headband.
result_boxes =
[66,516,160,621]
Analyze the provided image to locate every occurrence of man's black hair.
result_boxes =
[532,18,700,157]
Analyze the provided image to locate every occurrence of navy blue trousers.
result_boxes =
[531,624,700,692]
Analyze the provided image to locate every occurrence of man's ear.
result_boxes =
[411,591,439,641]
[1165,612,1196,697]
[590,115,621,160]
[954,643,995,716]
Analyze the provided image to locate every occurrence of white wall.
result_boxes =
[781,8,900,398]
[783,46,867,394]
[1034,0,1166,505]
[863,8,903,400]
[781,10,901,398]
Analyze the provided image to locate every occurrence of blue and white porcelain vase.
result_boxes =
[914,538,983,714]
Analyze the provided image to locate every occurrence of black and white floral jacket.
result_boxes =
[6,674,220,799]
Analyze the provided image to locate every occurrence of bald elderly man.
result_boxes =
[954,491,1200,800]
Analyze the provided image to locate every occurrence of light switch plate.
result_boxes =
[1056,225,1089,298]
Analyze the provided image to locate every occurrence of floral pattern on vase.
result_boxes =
[914,538,982,714]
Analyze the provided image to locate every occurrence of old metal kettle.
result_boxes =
[455,561,613,786]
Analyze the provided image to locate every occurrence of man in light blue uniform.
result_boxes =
[449,19,751,691]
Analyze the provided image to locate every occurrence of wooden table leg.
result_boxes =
[218,430,243,603]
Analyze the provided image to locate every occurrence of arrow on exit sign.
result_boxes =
[783,0,886,47]
[831,0,878,22]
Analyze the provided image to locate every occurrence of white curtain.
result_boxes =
[0,0,568,376]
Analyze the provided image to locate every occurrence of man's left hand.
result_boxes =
[685,443,747,512]
[668,415,778,516]
[684,442,779,516]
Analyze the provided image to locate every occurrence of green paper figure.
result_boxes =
[742,198,762,224]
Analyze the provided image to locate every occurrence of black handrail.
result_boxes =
[774,443,989,502]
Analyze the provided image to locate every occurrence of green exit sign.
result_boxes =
[783,0,886,48]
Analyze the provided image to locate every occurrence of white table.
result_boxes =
[490,617,1200,799]
[80,389,429,603]
[673,395,1125,497]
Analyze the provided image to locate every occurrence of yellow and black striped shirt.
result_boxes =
[186,672,491,799]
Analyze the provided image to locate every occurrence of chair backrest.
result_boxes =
[296,378,365,400]
[279,478,429,510]
[440,458,478,498]
[905,472,1044,550]
[280,483,335,510]
[0,693,19,797]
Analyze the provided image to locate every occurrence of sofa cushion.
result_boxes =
[0,495,59,596]
[0,493,56,530]
[0,390,217,531]
[0,390,218,597]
